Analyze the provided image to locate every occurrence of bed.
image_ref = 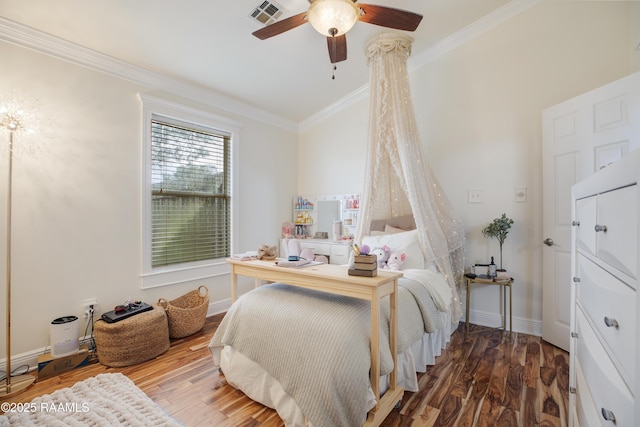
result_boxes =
[209,227,458,427]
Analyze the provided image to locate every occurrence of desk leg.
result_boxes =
[389,279,398,391]
[370,293,381,411]
[230,266,238,303]
[364,281,404,427]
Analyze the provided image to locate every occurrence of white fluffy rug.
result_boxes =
[0,373,182,426]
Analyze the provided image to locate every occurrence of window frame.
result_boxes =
[139,94,240,289]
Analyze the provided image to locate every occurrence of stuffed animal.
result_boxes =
[257,244,277,260]
[386,251,405,271]
[371,245,391,269]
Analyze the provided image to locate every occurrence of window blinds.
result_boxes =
[150,118,230,267]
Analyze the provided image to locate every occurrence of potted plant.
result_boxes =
[481,213,514,270]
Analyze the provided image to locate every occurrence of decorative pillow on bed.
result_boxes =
[384,224,406,234]
[362,229,424,270]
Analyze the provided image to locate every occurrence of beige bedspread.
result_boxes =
[209,271,447,427]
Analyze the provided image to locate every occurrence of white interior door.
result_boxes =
[542,71,640,351]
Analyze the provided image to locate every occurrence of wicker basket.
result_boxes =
[94,306,170,367]
[158,285,209,338]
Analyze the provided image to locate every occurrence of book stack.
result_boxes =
[230,252,258,261]
[348,254,377,277]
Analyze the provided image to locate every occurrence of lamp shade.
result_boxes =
[307,0,359,37]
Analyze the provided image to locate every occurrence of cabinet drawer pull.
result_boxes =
[571,332,579,338]
[604,316,619,328]
[571,220,580,226]
[573,277,581,283]
[601,408,616,422]
[594,224,607,232]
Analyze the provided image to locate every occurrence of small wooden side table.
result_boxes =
[465,273,513,338]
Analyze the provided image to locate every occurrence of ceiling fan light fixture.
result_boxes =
[307,0,359,37]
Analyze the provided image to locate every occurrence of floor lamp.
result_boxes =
[0,95,37,397]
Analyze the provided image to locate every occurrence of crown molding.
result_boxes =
[299,0,541,131]
[0,17,299,133]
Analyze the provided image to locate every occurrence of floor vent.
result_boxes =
[248,1,285,26]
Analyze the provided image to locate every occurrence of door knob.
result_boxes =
[543,238,554,246]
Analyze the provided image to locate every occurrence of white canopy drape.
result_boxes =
[356,32,465,321]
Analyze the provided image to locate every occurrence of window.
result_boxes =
[140,94,240,288]
[151,119,230,267]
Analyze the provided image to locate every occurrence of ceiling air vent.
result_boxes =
[248,1,285,25]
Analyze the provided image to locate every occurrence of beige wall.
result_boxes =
[0,40,298,357]
[299,0,640,333]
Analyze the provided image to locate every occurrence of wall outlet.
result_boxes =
[82,298,98,318]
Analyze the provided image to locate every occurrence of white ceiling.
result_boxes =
[1,0,513,123]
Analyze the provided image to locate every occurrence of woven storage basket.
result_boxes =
[158,285,209,338]
[94,306,170,367]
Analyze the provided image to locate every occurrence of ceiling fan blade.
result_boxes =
[252,12,308,40]
[327,35,347,64]
[357,4,423,31]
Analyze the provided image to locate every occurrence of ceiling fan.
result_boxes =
[252,0,423,64]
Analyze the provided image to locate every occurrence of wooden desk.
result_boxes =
[227,259,403,426]
[465,274,513,338]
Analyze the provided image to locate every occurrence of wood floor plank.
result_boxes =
[495,407,519,427]
[521,386,539,426]
[411,405,439,426]
[554,351,570,423]
[433,394,462,427]
[450,335,489,399]
[524,339,541,388]
[1,318,568,427]
[540,412,564,427]
[426,363,465,409]
[510,333,528,366]
[454,380,488,427]
[490,345,510,378]
[540,339,556,368]
[474,347,498,384]
[399,373,434,417]
[539,367,561,420]
[502,363,524,411]
[475,375,505,426]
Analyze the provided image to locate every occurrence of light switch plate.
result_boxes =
[514,187,527,202]
[468,189,483,203]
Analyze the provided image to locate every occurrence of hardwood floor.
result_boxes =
[1,314,568,426]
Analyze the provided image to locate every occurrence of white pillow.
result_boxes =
[384,224,406,234]
[362,229,424,270]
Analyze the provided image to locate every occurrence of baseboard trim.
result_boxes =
[207,299,231,317]
[466,309,542,337]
